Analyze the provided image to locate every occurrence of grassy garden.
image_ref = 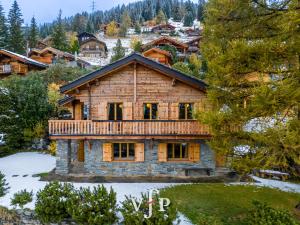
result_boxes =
[161,184,300,225]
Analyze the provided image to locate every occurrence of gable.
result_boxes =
[74,63,206,106]
[60,53,206,94]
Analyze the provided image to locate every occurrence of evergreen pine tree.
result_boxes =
[134,22,141,34]
[28,16,39,49]
[197,0,205,22]
[184,11,194,26]
[111,39,125,62]
[200,0,300,174]
[52,10,68,51]
[7,0,25,54]
[119,11,131,37]
[0,2,8,49]
[156,9,167,25]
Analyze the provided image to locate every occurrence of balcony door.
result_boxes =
[108,103,123,121]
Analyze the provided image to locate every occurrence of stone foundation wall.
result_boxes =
[56,139,215,177]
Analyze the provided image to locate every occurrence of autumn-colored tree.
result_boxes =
[106,21,119,37]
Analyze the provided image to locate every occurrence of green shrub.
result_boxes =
[120,193,178,225]
[11,189,33,209]
[246,200,299,225]
[35,181,74,223]
[0,172,9,197]
[67,185,118,225]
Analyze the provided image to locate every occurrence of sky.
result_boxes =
[1,0,142,24]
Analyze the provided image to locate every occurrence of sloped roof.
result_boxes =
[142,36,188,50]
[143,47,172,57]
[77,32,96,39]
[80,38,108,51]
[29,47,75,59]
[60,53,207,93]
[185,36,202,45]
[0,49,48,68]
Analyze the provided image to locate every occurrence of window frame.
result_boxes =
[167,143,189,161]
[179,103,194,120]
[108,103,123,121]
[143,103,158,120]
[112,143,135,161]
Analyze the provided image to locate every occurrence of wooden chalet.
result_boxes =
[185,28,201,37]
[50,53,217,178]
[143,48,172,65]
[185,37,202,54]
[141,36,188,55]
[79,38,108,58]
[151,24,176,34]
[29,47,75,65]
[0,49,47,78]
[77,32,97,45]
[35,40,48,50]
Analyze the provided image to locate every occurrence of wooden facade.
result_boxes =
[51,53,215,177]
[0,49,47,78]
[142,48,172,65]
[141,37,188,55]
[29,47,75,65]
[186,37,202,54]
[151,24,176,34]
[79,38,108,58]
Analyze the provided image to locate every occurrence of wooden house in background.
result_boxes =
[141,37,188,54]
[151,24,176,34]
[0,49,47,78]
[49,53,217,179]
[35,40,48,50]
[79,38,108,58]
[185,37,202,54]
[143,48,172,65]
[29,47,75,65]
[77,32,97,45]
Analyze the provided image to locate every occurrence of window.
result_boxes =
[113,143,135,160]
[108,103,123,120]
[82,104,88,120]
[179,103,194,120]
[144,103,158,120]
[167,143,188,160]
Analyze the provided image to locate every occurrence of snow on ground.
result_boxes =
[0,152,193,224]
[250,175,300,193]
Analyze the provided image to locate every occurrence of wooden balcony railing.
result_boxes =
[49,120,210,137]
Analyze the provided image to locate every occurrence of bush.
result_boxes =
[11,189,33,209]
[246,201,298,225]
[0,172,9,197]
[67,185,118,225]
[120,193,178,225]
[35,181,74,223]
[48,141,57,156]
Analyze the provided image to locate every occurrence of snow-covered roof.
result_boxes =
[0,49,48,68]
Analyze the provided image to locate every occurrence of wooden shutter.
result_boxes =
[74,103,83,120]
[123,102,133,120]
[170,103,179,120]
[135,143,145,162]
[158,143,167,162]
[98,102,107,120]
[188,143,200,162]
[158,102,169,120]
[103,143,112,162]
[134,102,143,120]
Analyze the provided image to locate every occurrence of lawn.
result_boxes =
[161,184,300,225]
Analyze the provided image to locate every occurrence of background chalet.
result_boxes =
[49,53,216,178]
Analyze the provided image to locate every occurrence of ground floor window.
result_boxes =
[167,143,188,160]
[113,143,135,160]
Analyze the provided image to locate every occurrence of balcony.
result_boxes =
[49,120,211,139]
